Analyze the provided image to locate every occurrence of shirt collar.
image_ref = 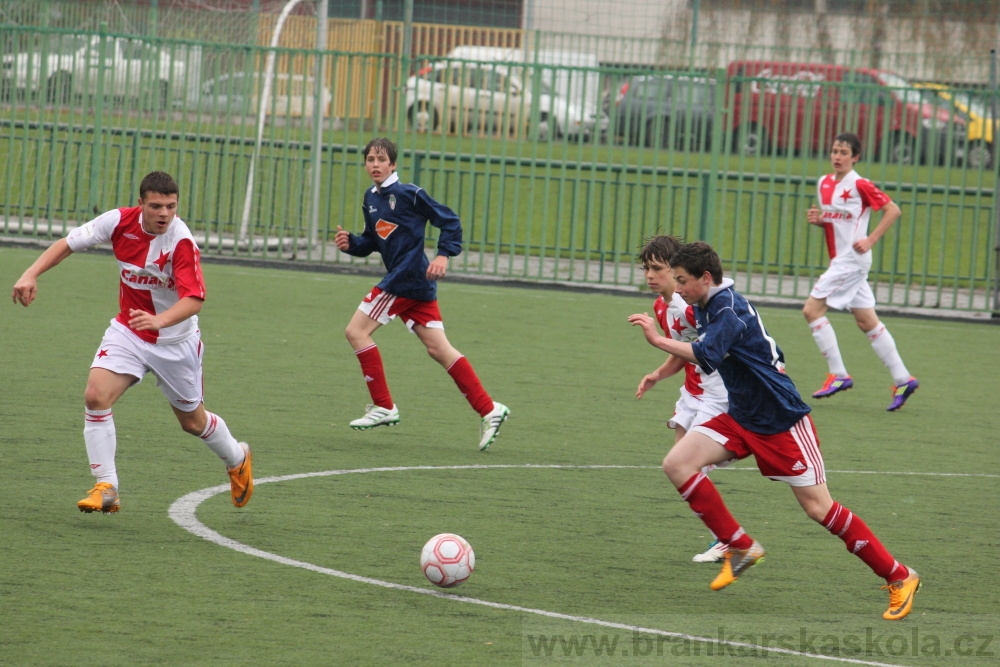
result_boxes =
[370,172,400,194]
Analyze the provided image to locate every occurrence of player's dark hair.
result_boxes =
[364,137,398,164]
[637,235,684,267]
[834,132,862,158]
[139,171,178,199]
[670,241,723,285]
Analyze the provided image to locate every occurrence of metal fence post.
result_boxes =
[991,49,1000,314]
[89,23,108,215]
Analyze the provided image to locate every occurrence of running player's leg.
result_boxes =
[346,304,392,408]
[154,334,252,507]
[803,295,852,398]
[78,367,134,512]
[174,404,253,507]
[662,430,747,548]
[791,482,919,619]
[675,397,733,563]
[664,428,761,587]
[413,318,508,450]
[853,306,919,410]
[345,297,398,428]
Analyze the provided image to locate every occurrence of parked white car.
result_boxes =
[1,34,185,107]
[190,72,332,118]
[405,52,607,141]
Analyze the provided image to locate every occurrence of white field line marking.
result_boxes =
[169,464,989,667]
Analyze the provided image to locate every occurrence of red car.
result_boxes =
[725,60,966,164]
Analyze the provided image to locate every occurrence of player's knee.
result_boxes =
[83,386,110,411]
[177,414,205,436]
[180,422,202,436]
[662,452,686,485]
[798,495,833,523]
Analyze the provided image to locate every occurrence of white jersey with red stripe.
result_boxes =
[653,293,726,401]
[815,169,892,268]
[66,206,206,345]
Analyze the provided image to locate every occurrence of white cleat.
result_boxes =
[349,404,400,430]
[478,402,510,451]
[692,540,728,563]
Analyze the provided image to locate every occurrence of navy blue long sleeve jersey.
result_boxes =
[344,173,463,301]
[690,282,811,434]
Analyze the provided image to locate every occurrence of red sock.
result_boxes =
[823,502,908,582]
[446,356,494,416]
[678,473,753,549]
[356,344,393,409]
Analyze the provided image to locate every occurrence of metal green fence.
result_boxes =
[1,25,997,315]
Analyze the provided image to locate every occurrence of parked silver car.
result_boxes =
[405,60,607,141]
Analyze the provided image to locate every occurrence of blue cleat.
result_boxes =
[887,377,919,411]
[812,374,853,399]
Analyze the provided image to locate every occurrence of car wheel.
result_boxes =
[144,80,170,111]
[645,119,668,149]
[882,132,916,164]
[733,123,767,157]
[966,140,992,170]
[46,72,72,105]
[409,104,437,133]
[534,114,552,142]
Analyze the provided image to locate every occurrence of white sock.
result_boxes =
[866,322,911,385]
[809,317,848,376]
[84,408,118,489]
[198,412,245,468]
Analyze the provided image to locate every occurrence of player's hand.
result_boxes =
[334,225,350,251]
[636,373,659,399]
[427,255,448,281]
[11,277,38,307]
[628,313,662,347]
[128,308,161,331]
[853,237,875,254]
[627,312,656,333]
[807,205,823,225]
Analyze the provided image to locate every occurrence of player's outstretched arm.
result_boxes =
[11,238,74,307]
[636,356,684,399]
[629,313,697,363]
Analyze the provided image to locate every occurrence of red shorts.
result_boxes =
[692,413,826,487]
[359,287,443,331]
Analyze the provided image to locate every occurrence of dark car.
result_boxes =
[614,74,716,150]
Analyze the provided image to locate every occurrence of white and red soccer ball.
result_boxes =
[420,533,475,588]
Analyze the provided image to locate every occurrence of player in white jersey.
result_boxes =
[630,235,732,563]
[11,171,253,513]
[803,133,919,412]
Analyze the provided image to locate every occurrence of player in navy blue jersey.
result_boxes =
[628,241,920,621]
[334,138,509,450]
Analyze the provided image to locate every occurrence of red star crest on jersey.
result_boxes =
[153,250,171,271]
[97,349,109,358]
[670,313,687,335]
[839,188,853,202]
[375,219,398,240]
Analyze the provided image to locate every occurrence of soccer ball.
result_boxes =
[420,533,475,588]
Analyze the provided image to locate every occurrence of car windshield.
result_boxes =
[45,35,88,55]
[879,71,924,106]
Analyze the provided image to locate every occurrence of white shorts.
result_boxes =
[668,387,729,432]
[810,260,876,311]
[91,321,204,412]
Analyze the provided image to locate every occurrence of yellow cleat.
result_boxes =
[227,442,254,508]
[77,482,120,514]
[710,540,765,591]
[882,568,921,620]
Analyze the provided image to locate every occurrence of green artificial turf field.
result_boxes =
[2,245,998,666]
